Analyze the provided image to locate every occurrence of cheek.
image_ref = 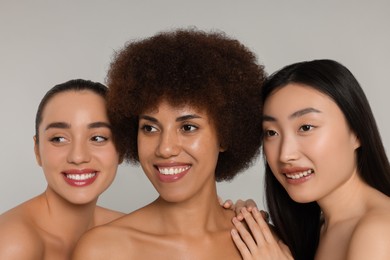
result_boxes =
[39,145,64,167]
[187,135,220,157]
[98,145,120,164]
[263,142,278,166]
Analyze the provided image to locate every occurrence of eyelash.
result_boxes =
[181,124,198,132]
[140,124,158,133]
[139,123,199,133]
[299,124,315,132]
[91,135,108,143]
[263,124,315,138]
[50,136,67,143]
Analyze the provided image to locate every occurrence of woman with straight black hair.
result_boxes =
[231,59,390,260]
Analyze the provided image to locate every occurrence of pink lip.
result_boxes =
[281,167,314,185]
[154,163,191,183]
[281,167,312,174]
[62,168,97,174]
[62,168,98,187]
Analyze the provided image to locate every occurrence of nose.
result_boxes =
[155,129,181,158]
[67,139,91,164]
[278,135,300,163]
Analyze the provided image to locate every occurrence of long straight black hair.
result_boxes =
[262,59,390,260]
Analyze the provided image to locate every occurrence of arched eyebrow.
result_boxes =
[44,122,70,130]
[289,107,321,119]
[44,121,111,131]
[262,107,322,122]
[87,122,112,129]
[139,114,202,123]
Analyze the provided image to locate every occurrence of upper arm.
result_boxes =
[347,215,390,260]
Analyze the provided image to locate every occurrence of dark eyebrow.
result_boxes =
[88,122,112,129]
[45,122,70,131]
[262,115,276,122]
[176,114,202,122]
[139,114,202,123]
[139,115,158,123]
[262,107,321,122]
[289,107,321,119]
[44,121,111,131]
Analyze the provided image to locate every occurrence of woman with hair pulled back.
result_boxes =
[0,79,124,259]
[231,59,390,260]
[71,29,286,259]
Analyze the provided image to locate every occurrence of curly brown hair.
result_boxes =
[107,28,266,181]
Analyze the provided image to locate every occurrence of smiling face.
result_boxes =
[137,100,222,203]
[262,83,360,203]
[34,90,119,205]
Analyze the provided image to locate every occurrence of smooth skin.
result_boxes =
[72,101,242,260]
[0,91,123,260]
[233,83,390,259]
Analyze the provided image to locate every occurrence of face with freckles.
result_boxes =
[262,83,360,203]
[34,90,120,205]
[137,100,223,203]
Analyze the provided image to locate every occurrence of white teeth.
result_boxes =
[66,173,96,180]
[158,166,191,175]
[285,169,314,179]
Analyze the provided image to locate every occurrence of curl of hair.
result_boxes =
[107,29,266,181]
[262,59,390,260]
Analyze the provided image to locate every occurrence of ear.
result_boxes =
[352,133,361,150]
[118,154,124,164]
[33,136,42,166]
[219,143,227,152]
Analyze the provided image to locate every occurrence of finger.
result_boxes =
[241,207,267,246]
[231,228,252,259]
[223,199,234,209]
[243,199,257,211]
[233,199,245,213]
[260,210,270,223]
[232,216,258,252]
[278,240,293,259]
[251,207,276,243]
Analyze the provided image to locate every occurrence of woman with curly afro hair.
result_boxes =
[72,29,289,259]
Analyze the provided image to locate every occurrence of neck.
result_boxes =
[317,172,372,230]
[34,187,98,243]
[152,184,233,235]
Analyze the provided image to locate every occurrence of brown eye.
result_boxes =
[50,136,67,143]
[91,136,107,143]
[299,125,314,132]
[264,130,278,137]
[181,124,197,132]
[141,124,157,133]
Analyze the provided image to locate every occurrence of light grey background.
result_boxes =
[1,0,389,214]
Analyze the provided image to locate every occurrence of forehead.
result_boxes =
[143,100,207,116]
[264,83,338,115]
[41,90,108,123]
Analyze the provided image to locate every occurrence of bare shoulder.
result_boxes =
[73,207,157,259]
[0,207,44,259]
[72,225,119,259]
[72,219,136,260]
[347,206,390,260]
[94,205,125,226]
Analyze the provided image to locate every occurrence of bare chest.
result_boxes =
[124,230,241,260]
